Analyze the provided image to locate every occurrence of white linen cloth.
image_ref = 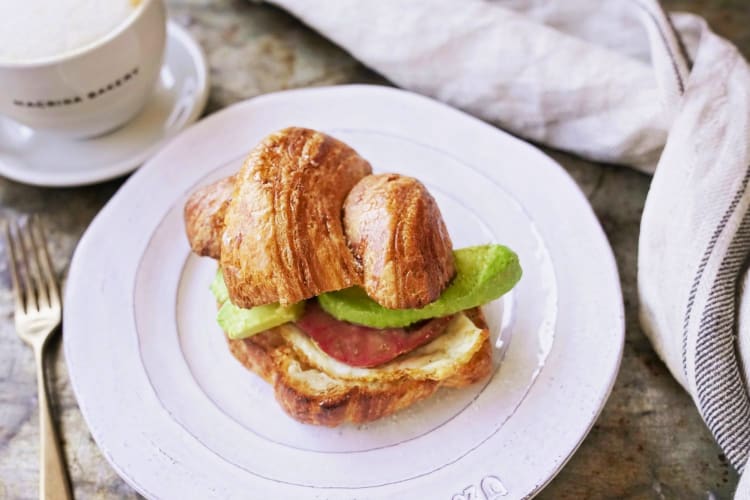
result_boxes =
[266,0,750,495]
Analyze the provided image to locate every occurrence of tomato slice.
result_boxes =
[296,301,453,368]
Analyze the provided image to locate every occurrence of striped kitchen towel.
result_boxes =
[266,0,750,495]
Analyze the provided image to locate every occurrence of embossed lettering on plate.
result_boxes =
[451,475,508,500]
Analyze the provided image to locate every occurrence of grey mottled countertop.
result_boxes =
[1,1,748,498]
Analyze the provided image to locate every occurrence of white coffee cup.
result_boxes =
[0,0,167,139]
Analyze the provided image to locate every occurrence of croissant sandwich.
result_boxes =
[184,127,522,426]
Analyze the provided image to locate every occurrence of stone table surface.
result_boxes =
[1,1,748,499]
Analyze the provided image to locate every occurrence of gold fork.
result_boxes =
[5,217,73,500]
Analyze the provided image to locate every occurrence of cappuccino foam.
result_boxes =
[0,0,141,63]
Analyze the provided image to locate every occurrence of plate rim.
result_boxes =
[64,84,624,499]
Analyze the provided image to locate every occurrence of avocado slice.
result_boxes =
[318,244,521,328]
[210,269,230,304]
[211,270,305,339]
[217,300,305,339]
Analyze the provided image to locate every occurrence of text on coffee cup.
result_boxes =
[11,67,140,109]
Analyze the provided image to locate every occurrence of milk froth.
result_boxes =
[0,0,141,62]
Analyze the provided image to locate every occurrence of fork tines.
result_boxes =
[4,217,60,315]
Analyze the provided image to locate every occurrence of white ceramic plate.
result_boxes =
[64,85,624,500]
[0,21,209,187]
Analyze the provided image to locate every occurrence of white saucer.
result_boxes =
[0,21,209,187]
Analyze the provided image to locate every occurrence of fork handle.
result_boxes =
[35,347,73,500]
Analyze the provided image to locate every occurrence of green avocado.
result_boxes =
[318,244,521,328]
[217,300,305,339]
[211,271,305,339]
[210,269,230,304]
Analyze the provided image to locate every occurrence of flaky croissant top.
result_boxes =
[184,127,455,310]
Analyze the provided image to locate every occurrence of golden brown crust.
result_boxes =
[274,368,439,427]
[184,175,235,259]
[219,127,372,308]
[184,131,457,310]
[226,307,492,426]
[343,174,455,309]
